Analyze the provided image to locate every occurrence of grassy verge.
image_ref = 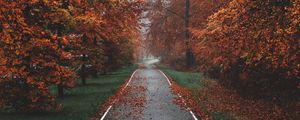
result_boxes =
[0,65,137,120]
[160,65,297,120]
[159,65,205,89]
[159,65,234,120]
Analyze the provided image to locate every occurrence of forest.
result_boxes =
[146,0,299,119]
[147,0,299,99]
[0,0,143,112]
[0,0,299,120]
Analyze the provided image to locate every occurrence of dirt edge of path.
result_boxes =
[90,71,137,120]
[163,73,210,120]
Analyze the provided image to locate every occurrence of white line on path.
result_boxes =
[125,70,139,87]
[158,70,199,120]
[100,70,139,120]
[100,106,112,120]
[158,70,172,86]
[190,111,199,120]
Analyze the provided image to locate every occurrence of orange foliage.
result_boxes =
[192,0,299,93]
[146,0,230,66]
[0,0,144,112]
[0,0,76,111]
[196,80,298,119]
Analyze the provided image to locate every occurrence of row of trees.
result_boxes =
[0,0,143,112]
[192,0,299,96]
[145,0,230,68]
[146,0,299,96]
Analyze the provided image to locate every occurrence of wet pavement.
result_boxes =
[104,62,195,120]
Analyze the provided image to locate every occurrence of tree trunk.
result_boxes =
[81,76,86,85]
[92,69,98,78]
[81,64,86,85]
[58,85,64,97]
[185,0,195,68]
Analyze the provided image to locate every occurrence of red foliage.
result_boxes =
[92,71,146,120]
[0,0,144,112]
[192,0,299,94]
[196,80,297,119]
[145,0,230,63]
[0,0,76,112]
[166,76,209,120]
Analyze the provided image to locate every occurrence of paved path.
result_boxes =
[102,63,196,120]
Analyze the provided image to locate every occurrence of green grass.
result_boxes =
[210,112,234,120]
[159,65,234,120]
[0,65,137,120]
[159,65,205,89]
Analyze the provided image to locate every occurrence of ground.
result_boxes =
[2,59,295,120]
[159,64,299,120]
[99,61,198,120]
[0,65,137,120]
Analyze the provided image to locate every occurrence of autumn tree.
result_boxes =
[0,0,76,111]
[192,0,299,95]
[71,0,143,75]
[0,0,144,112]
[145,0,230,69]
